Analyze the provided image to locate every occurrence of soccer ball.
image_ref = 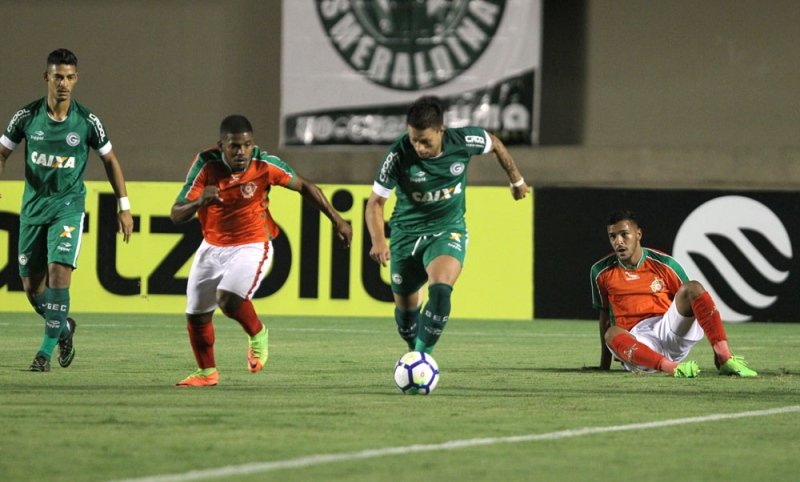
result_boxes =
[393,351,440,395]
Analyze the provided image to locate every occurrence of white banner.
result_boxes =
[281,0,541,146]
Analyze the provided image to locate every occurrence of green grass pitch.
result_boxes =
[0,314,798,482]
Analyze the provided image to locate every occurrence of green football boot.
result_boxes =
[717,355,758,377]
[674,360,700,378]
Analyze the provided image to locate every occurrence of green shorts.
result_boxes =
[389,228,468,295]
[18,212,86,277]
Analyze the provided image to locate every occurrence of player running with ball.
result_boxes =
[365,96,529,355]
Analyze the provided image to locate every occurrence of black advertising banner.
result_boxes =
[534,188,800,323]
[281,0,541,146]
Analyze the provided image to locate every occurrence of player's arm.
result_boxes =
[0,144,11,194]
[170,186,221,224]
[487,133,529,200]
[287,175,352,248]
[598,309,613,370]
[0,145,9,201]
[365,191,390,267]
[99,150,134,243]
[0,144,11,176]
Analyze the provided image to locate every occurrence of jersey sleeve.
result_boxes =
[176,153,208,203]
[1,106,33,149]
[373,139,403,198]
[457,126,492,156]
[86,112,112,156]
[590,263,610,311]
[264,155,296,187]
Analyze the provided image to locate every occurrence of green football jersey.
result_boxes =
[373,126,491,235]
[1,97,111,224]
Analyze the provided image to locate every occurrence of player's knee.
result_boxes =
[604,326,628,344]
[217,290,243,315]
[678,280,706,302]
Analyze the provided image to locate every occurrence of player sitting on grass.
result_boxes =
[590,209,757,378]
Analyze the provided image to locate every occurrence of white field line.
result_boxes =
[111,405,800,482]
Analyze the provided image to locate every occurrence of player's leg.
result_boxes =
[177,311,220,387]
[45,214,84,369]
[178,241,222,386]
[217,242,272,373]
[414,230,466,354]
[393,291,422,350]
[25,263,73,371]
[674,281,757,377]
[388,233,426,349]
[415,255,461,354]
[18,221,48,318]
[605,323,698,377]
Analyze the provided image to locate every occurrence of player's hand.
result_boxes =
[369,240,391,267]
[117,210,134,243]
[200,186,223,206]
[510,181,531,200]
[334,218,352,249]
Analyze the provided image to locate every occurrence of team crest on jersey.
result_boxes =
[317,0,506,91]
[650,277,665,293]
[66,132,80,146]
[241,181,258,199]
[450,162,465,176]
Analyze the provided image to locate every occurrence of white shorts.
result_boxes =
[185,240,273,314]
[615,301,704,373]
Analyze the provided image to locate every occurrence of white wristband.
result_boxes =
[510,178,525,188]
[118,196,131,211]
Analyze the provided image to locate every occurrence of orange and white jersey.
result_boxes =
[176,146,295,246]
[590,248,690,330]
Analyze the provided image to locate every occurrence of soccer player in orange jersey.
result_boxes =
[589,209,757,378]
[170,115,352,386]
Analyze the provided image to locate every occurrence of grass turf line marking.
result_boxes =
[112,405,800,482]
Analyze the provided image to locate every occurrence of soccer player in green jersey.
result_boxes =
[365,96,530,354]
[0,49,134,372]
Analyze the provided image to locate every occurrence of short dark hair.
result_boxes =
[406,96,444,130]
[219,115,253,137]
[46,49,78,67]
[606,209,640,228]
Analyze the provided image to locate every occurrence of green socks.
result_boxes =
[395,307,420,350]
[415,283,453,354]
[37,287,70,359]
[30,291,47,318]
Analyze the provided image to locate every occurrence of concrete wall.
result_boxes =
[1,0,798,189]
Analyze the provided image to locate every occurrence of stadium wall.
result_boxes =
[0,1,798,189]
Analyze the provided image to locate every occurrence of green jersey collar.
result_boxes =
[617,248,647,270]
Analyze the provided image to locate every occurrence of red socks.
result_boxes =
[224,300,264,337]
[187,322,215,369]
[691,292,731,362]
[609,333,671,373]
[691,292,727,345]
